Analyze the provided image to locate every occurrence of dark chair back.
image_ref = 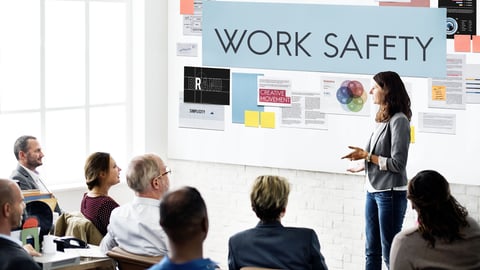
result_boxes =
[106,247,163,270]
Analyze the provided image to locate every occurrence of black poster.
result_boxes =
[184,66,230,105]
[439,0,476,39]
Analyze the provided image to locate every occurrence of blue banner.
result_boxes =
[203,2,446,78]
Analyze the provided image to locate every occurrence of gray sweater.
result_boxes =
[390,216,480,270]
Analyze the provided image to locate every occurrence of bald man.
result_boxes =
[0,178,41,270]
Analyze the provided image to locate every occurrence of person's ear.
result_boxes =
[18,151,27,161]
[201,216,209,234]
[151,177,160,189]
[2,202,11,218]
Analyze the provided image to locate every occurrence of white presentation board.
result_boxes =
[168,0,480,185]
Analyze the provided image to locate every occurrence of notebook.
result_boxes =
[34,251,80,270]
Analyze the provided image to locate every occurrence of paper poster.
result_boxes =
[184,66,230,105]
[439,0,476,39]
[465,64,480,104]
[257,77,292,107]
[232,73,264,124]
[430,54,466,109]
[281,92,327,130]
[183,0,202,36]
[321,77,371,116]
[176,43,198,57]
[418,112,456,135]
[179,103,225,130]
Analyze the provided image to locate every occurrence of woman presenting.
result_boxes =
[342,71,411,270]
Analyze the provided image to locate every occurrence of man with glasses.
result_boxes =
[100,153,171,256]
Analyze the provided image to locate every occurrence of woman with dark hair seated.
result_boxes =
[390,170,480,269]
[80,152,121,236]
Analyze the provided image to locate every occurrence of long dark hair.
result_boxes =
[373,71,412,122]
[408,170,469,247]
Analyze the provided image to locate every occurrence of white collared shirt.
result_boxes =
[21,165,49,192]
[100,196,169,256]
[0,233,23,247]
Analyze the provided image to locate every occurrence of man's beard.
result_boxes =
[27,158,42,169]
[12,212,23,229]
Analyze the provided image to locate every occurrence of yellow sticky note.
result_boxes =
[410,126,415,144]
[431,86,446,101]
[260,112,275,128]
[244,111,260,127]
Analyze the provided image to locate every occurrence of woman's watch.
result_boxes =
[366,152,372,162]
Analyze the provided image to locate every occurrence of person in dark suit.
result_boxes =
[10,135,46,190]
[342,71,412,270]
[0,178,41,270]
[10,135,61,214]
[228,175,328,270]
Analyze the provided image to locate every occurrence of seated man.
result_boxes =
[148,186,219,270]
[0,178,41,270]
[100,153,170,256]
[10,135,61,214]
[11,135,47,190]
[228,175,328,270]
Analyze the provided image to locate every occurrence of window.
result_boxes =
[0,0,132,188]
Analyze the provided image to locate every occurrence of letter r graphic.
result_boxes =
[195,77,202,90]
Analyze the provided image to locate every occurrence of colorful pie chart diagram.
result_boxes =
[336,80,367,112]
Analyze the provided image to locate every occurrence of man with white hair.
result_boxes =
[100,153,170,256]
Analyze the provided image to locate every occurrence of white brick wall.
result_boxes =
[54,159,480,270]
[166,159,480,270]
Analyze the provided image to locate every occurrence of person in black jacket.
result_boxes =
[0,178,41,270]
[228,175,328,270]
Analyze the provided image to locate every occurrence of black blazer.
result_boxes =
[228,221,328,270]
[0,237,41,270]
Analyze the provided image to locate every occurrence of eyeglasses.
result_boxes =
[160,167,171,177]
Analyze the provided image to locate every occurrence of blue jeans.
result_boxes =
[365,190,407,270]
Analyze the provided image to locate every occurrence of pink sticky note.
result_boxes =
[454,35,471,52]
[472,36,480,53]
[180,0,194,15]
[379,0,429,7]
